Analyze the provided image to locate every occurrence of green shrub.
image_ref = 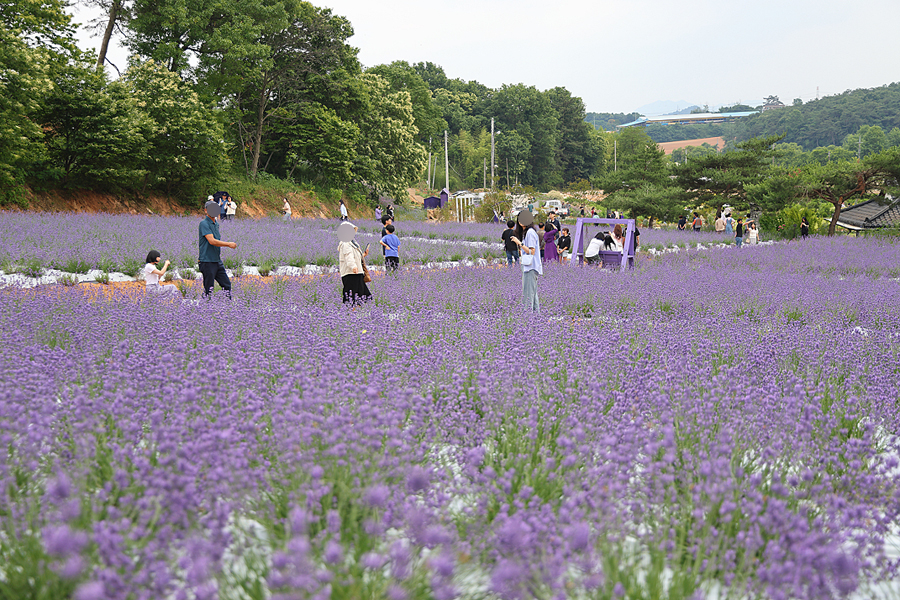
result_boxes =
[164,271,175,282]
[450,253,463,262]
[119,257,143,277]
[63,258,92,274]
[23,258,44,278]
[288,256,307,268]
[95,272,111,285]
[315,255,336,267]
[97,257,117,273]
[180,268,196,280]
[58,273,79,286]
[223,255,241,269]
[232,265,244,278]
[258,263,274,277]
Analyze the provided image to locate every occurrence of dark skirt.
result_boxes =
[342,273,371,304]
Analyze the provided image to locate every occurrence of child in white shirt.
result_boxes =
[143,250,179,296]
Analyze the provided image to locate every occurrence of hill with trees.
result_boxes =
[0,0,614,210]
[732,83,900,149]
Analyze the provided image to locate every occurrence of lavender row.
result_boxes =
[2,238,900,599]
[0,213,819,278]
[0,213,504,274]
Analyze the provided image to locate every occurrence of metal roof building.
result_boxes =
[618,111,758,128]
[836,197,900,231]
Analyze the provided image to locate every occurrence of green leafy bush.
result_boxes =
[119,257,143,277]
[63,258,92,274]
[58,273,79,286]
[23,258,44,278]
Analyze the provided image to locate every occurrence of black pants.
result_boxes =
[199,262,232,298]
[385,256,399,272]
[342,273,371,304]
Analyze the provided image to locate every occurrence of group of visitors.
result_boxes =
[207,193,237,221]
[676,211,767,247]
[501,211,572,265]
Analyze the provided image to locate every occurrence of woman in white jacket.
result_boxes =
[337,222,371,304]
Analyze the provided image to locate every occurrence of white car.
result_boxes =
[543,200,568,216]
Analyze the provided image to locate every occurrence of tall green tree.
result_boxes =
[350,73,426,201]
[228,0,357,178]
[121,60,226,198]
[600,137,680,226]
[796,160,882,235]
[488,84,558,189]
[546,86,598,184]
[38,59,151,189]
[367,61,444,145]
[674,134,785,215]
[126,0,277,81]
[0,0,74,197]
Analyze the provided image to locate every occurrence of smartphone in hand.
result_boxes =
[366,243,370,253]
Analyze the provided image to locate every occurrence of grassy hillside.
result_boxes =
[6,175,412,222]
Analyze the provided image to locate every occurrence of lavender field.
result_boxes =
[0,213,745,281]
[2,222,900,600]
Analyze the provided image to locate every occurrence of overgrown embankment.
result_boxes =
[4,179,386,221]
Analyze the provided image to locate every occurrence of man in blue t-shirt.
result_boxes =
[380,224,401,272]
[199,201,237,298]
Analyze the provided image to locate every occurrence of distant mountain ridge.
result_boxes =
[635,100,698,116]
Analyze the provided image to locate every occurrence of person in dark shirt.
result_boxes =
[800,217,809,238]
[677,215,687,231]
[501,220,520,264]
[547,212,561,232]
[380,216,393,255]
[198,201,237,298]
[557,227,571,263]
[734,218,744,248]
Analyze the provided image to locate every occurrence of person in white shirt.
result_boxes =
[282,198,291,221]
[584,232,606,265]
[226,198,237,220]
[143,250,179,297]
[339,200,348,221]
[747,221,761,244]
[509,210,542,313]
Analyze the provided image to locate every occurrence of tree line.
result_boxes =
[1,0,432,204]
[1,0,619,206]
[596,128,900,236]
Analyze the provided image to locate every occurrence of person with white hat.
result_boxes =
[510,209,542,312]
[337,222,371,304]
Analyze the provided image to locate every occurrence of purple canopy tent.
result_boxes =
[569,218,636,270]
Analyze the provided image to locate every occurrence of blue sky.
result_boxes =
[71,0,900,114]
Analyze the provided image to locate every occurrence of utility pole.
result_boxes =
[427,137,432,192]
[444,130,449,191]
[483,158,486,189]
[490,118,495,190]
[614,139,617,172]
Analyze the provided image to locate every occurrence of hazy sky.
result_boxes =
[72,0,900,115]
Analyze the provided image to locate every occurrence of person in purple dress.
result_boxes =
[542,222,559,262]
